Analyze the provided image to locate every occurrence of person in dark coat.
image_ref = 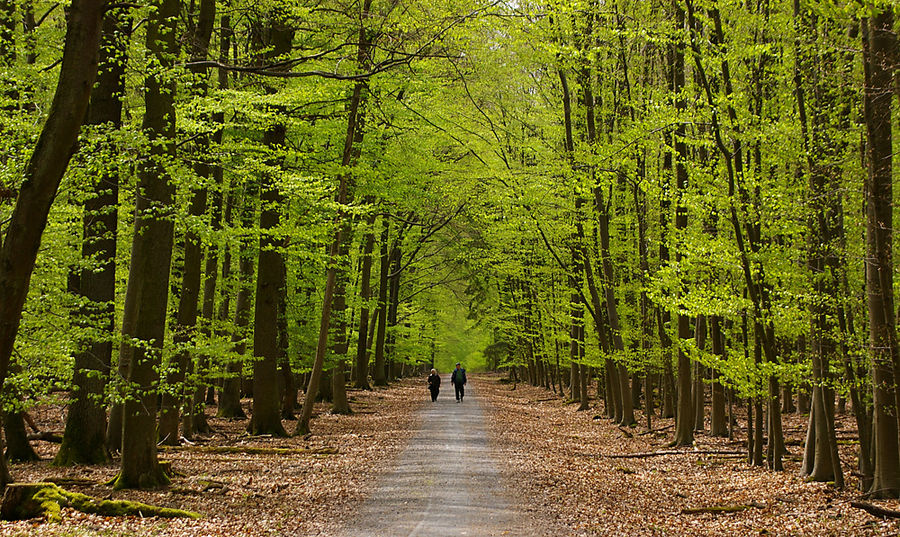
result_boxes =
[427,369,441,402]
[450,362,467,403]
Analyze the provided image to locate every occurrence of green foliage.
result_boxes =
[0,0,885,439]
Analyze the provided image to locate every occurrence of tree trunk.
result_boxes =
[709,317,727,437]
[248,122,289,437]
[372,218,390,386]
[385,240,402,372]
[55,8,128,466]
[671,3,692,446]
[278,259,296,420]
[245,15,294,438]
[354,204,377,389]
[570,358,581,403]
[862,9,900,499]
[296,7,371,432]
[182,0,217,439]
[3,408,37,462]
[331,361,350,415]
[693,316,707,432]
[330,214,355,415]
[115,0,180,489]
[204,13,233,420]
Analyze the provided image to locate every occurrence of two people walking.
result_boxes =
[427,362,467,403]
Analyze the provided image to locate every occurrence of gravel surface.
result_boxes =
[336,378,553,537]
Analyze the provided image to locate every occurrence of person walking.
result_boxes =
[427,369,441,402]
[450,362,467,403]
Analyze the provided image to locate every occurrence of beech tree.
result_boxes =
[0,0,106,486]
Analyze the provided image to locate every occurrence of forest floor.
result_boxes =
[0,378,425,536]
[3,375,900,536]
[480,374,900,536]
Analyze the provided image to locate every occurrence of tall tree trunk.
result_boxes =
[277,257,295,420]
[385,240,402,378]
[247,16,293,437]
[296,3,371,432]
[595,183,633,425]
[182,0,218,439]
[331,93,367,413]
[862,9,900,499]
[354,204,377,389]
[114,0,179,489]
[372,218,390,386]
[248,121,290,437]
[200,12,232,420]
[55,8,128,466]
[709,317,727,437]
[672,1,693,447]
[692,317,706,432]
[217,184,253,419]
[330,221,354,415]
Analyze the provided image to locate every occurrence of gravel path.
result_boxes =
[335,378,550,537]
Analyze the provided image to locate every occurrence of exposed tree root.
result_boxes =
[681,502,765,515]
[44,478,95,487]
[601,449,745,459]
[26,431,62,443]
[0,483,200,522]
[158,444,338,456]
[850,501,900,519]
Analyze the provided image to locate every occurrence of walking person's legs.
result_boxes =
[455,384,462,402]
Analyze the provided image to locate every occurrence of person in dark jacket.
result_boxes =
[450,362,467,402]
[427,369,441,402]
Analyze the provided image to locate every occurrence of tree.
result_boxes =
[0,0,106,486]
[54,8,130,466]
[861,5,899,499]
[114,0,180,489]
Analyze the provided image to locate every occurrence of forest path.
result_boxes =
[334,377,550,537]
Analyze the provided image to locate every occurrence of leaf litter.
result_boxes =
[478,375,900,537]
[4,375,900,536]
[0,378,424,536]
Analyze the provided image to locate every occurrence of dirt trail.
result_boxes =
[335,378,550,537]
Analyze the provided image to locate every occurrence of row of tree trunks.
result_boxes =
[158,0,216,445]
[53,8,128,466]
[0,0,106,487]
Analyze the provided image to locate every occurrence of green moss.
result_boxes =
[111,466,171,491]
[52,441,109,467]
[1,483,200,522]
